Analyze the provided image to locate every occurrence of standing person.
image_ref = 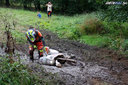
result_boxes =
[25,26,47,62]
[46,2,53,18]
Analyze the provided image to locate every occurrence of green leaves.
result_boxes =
[0,56,64,85]
[101,5,128,22]
[0,58,31,85]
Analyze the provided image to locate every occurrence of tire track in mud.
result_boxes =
[0,47,122,85]
[1,29,128,85]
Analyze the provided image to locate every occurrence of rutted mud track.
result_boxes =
[5,29,128,85]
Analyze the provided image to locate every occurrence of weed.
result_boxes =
[0,56,64,85]
[80,18,104,35]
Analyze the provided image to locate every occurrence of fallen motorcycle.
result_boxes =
[39,47,76,68]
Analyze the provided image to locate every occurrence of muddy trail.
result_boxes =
[1,29,128,85]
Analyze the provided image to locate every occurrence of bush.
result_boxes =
[0,57,33,85]
[102,21,122,35]
[108,38,122,50]
[102,21,128,38]
[121,39,128,51]
[100,5,128,22]
[121,22,128,38]
[0,57,64,85]
[58,28,80,40]
[80,18,104,35]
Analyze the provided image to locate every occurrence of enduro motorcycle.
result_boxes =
[39,47,76,68]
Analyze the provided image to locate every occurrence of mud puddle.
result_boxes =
[0,47,122,85]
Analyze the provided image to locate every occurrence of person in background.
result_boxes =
[37,12,42,18]
[46,2,53,18]
[25,26,46,62]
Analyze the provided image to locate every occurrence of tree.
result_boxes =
[34,0,41,10]
[0,11,16,54]
[6,0,10,7]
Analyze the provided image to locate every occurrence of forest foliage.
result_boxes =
[0,0,127,15]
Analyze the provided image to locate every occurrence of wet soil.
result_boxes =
[1,29,128,85]
[41,29,128,85]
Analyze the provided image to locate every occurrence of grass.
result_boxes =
[0,7,111,47]
[79,35,110,47]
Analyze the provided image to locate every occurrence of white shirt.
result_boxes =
[47,4,52,11]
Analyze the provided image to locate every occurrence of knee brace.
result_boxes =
[39,49,43,58]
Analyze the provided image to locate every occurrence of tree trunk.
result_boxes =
[24,5,27,9]
[0,0,2,5]
[34,0,40,11]
[23,1,28,9]
[37,2,40,10]
[61,0,68,13]
[6,0,10,7]
[5,31,14,54]
[34,4,37,10]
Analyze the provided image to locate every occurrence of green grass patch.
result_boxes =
[0,7,128,53]
[79,35,111,47]
[0,7,88,43]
